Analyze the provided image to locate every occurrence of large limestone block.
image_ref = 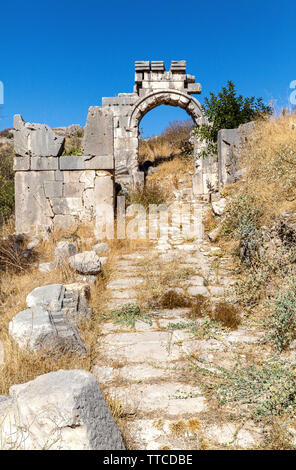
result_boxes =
[26,284,65,310]
[59,155,114,170]
[0,370,125,450]
[82,107,114,156]
[9,306,53,351]
[13,114,64,158]
[15,171,54,234]
[9,284,91,354]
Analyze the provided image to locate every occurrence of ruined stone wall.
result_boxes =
[13,61,220,237]
[13,115,114,237]
[217,121,255,190]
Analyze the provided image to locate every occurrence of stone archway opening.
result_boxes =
[130,90,204,171]
[137,104,194,176]
[82,60,218,194]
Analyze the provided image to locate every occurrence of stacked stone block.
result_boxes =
[13,115,114,237]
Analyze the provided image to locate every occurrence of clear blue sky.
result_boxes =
[0,0,295,137]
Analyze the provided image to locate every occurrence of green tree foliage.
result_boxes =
[0,144,15,224]
[194,80,272,156]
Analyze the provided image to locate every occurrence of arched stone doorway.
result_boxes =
[82,61,217,194]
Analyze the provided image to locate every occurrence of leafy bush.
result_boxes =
[211,356,296,423]
[194,81,272,157]
[265,284,296,352]
[0,145,15,223]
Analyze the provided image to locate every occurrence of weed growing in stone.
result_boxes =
[104,303,152,329]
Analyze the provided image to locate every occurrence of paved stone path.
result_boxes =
[93,201,263,450]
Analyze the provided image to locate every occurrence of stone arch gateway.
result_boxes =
[82,60,216,192]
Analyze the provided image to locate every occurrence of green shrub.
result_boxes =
[211,356,296,423]
[194,81,272,157]
[0,145,15,223]
[265,284,296,352]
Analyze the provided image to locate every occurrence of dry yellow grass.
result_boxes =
[225,113,296,226]
[147,156,194,200]
[139,138,172,163]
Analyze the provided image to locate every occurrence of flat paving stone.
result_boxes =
[92,365,118,384]
[100,320,155,334]
[110,289,138,299]
[125,418,202,450]
[100,331,186,363]
[208,286,225,297]
[108,382,207,415]
[205,423,256,448]
[107,278,143,289]
[187,285,209,296]
[185,276,205,286]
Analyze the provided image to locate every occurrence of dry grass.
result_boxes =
[127,180,168,209]
[147,157,194,200]
[224,113,296,226]
[189,295,240,329]
[211,301,241,329]
[139,119,193,166]
[139,138,172,164]
[0,219,114,394]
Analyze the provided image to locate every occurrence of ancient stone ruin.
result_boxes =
[13,60,220,237]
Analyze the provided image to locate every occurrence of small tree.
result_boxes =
[194,80,272,156]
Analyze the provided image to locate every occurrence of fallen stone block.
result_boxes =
[69,251,101,275]
[0,370,125,450]
[9,284,92,354]
[212,198,227,216]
